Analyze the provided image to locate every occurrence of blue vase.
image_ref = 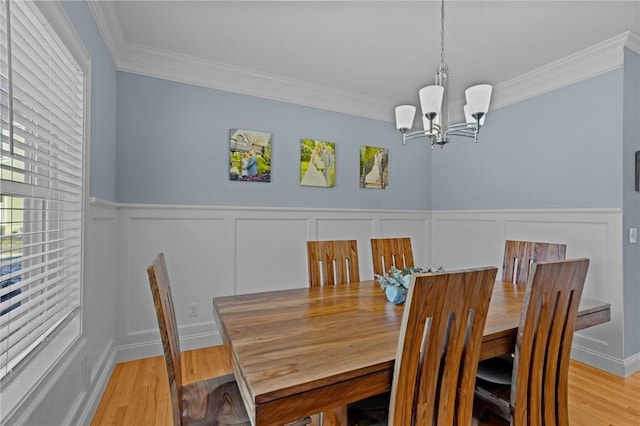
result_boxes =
[385,285,407,305]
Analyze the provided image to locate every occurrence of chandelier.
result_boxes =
[395,0,493,149]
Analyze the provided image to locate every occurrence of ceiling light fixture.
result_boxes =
[395,0,493,149]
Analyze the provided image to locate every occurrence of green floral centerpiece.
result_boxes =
[375,265,444,304]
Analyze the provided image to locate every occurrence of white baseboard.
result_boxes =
[116,329,222,363]
[181,329,224,352]
[570,344,638,377]
[622,352,640,377]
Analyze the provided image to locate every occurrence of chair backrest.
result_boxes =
[370,237,414,276]
[511,258,589,426]
[147,253,183,426]
[306,240,360,287]
[502,240,566,285]
[388,266,497,425]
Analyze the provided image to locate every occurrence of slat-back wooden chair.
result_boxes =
[370,237,414,276]
[502,240,566,285]
[306,240,360,287]
[148,254,309,426]
[475,258,590,426]
[349,267,497,425]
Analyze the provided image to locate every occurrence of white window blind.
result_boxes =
[0,0,84,383]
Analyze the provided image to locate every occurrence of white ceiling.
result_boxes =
[89,1,640,121]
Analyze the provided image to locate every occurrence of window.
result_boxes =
[0,0,85,397]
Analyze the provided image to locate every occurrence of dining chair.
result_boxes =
[370,237,414,276]
[306,239,360,287]
[502,240,566,285]
[147,253,250,425]
[147,253,309,426]
[349,266,498,425]
[498,240,567,369]
[474,258,590,426]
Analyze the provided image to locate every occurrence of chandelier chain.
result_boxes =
[440,0,445,67]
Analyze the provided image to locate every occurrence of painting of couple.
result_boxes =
[300,139,335,187]
[229,129,271,182]
[360,146,388,189]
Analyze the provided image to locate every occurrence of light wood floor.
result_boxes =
[91,345,640,426]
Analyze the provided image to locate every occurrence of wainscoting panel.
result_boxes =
[122,214,229,347]
[235,218,309,294]
[85,203,119,386]
[431,208,625,374]
[112,205,630,375]
[501,212,623,365]
[115,205,429,362]
[503,218,611,302]
[431,215,503,271]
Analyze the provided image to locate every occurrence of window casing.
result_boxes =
[0,0,85,407]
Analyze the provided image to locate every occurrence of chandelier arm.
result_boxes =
[403,130,432,143]
[446,128,481,143]
[446,130,476,138]
[404,131,445,147]
[447,122,478,131]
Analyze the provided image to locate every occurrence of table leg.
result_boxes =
[322,406,347,426]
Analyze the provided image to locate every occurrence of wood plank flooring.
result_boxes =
[91,346,233,426]
[91,345,640,426]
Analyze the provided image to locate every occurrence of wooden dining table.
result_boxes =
[212,280,610,426]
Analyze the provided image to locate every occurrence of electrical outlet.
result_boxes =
[188,303,199,318]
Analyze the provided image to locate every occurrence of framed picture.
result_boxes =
[636,151,640,192]
[360,146,388,189]
[300,139,335,187]
[229,129,271,182]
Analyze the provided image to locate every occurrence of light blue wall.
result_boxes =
[116,72,431,210]
[431,70,624,210]
[62,1,118,201]
[622,48,640,358]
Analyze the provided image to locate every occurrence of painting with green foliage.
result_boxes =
[229,129,271,182]
[360,146,388,189]
[300,139,335,187]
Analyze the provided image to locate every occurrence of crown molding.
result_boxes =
[86,1,125,69]
[626,31,640,55]
[490,31,631,114]
[86,1,635,124]
[116,41,395,122]
[446,32,632,124]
